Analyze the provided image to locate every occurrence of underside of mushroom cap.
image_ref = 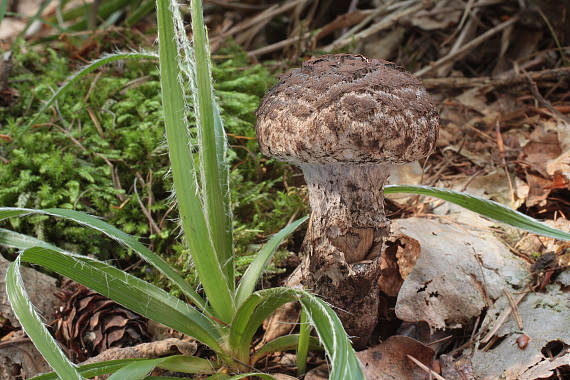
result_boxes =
[256,54,439,165]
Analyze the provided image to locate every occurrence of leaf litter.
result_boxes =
[2,0,570,379]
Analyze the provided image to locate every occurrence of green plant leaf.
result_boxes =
[230,288,364,379]
[104,355,215,380]
[189,0,234,287]
[106,359,161,380]
[125,0,155,26]
[0,228,61,251]
[17,246,224,351]
[384,185,570,241]
[0,207,209,313]
[31,359,151,380]
[204,374,279,380]
[251,334,321,365]
[297,309,311,376]
[235,215,308,307]
[6,256,84,380]
[0,0,8,24]
[156,0,234,322]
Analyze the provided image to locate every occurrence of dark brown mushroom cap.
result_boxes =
[256,54,439,165]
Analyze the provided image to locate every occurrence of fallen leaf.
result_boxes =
[394,218,527,331]
[356,335,435,380]
[378,233,421,297]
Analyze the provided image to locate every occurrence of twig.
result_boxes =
[407,354,447,380]
[421,66,570,89]
[527,75,570,125]
[441,0,477,46]
[220,0,308,40]
[480,288,529,344]
[503,288,523,330]
[205,0,270,11]
[247,31,312,58]
[54,123,125,202]
[415,14,521,77]
[323,0,430,52]
[81,338,197,365]
[134,174,161,235]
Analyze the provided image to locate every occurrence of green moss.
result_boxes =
[0,42,307,286]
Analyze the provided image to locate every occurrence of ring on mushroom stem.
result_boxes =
[256,54,439,348]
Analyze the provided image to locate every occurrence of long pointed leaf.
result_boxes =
[0,228,61,251]
[106,355,216,380]
[31,359,154,380]
[6,256,84,380]
[384,185,570,240]
[156,0,234,322]
[251,334,321,365]
[0,207,209,313]
[107,359,160,380]
[189,0,234,286]
[235,216,308,307]
[18,247,224,351]
[230,288,364,379]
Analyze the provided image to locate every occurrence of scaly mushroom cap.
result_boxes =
[256,54,439,165]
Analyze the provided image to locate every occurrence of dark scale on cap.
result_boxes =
[256,54,439,165]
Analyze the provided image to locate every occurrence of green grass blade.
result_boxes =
[18,246,224,350]
[30,356,215,379]
[107,359,162,380]
[106,355,216,380]
[31,359,152,380]
[0,207,209,313]
[205,374,278,380]
[230,288,364,379]
[189,0,234,289]
[298,293,363,380]
[156,0,234,322]
[235,216,308,307]
[384,185,570,240]
[16,51,157,139]
[125,0,155,26]
[297,309,311,376]
[0,228,61,251]
[251,334,321,365]
[6,256,84,380]
[0,0,8,24]
[156,355,216,374]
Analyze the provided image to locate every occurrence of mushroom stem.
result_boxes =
[300,163,390,348]
[301,162,390,264]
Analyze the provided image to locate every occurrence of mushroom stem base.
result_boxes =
[300,163,390,348]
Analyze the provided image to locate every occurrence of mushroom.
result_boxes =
[256,54,439,348]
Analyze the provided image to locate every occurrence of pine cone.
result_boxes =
[51,281,151,362]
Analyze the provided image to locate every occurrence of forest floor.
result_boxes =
[0,0,569,379]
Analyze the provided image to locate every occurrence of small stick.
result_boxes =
[407,354,447,380]
[503,288,523,330]
[480,288,528,344]
[415,14,521,77]
[247,32,311,58]
[323,0,428,52]
[421,66,570,89]
[527,75,570,124]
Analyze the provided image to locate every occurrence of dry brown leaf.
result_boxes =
[393,217,527,331]
[356,335,435,380]
[520,127,561,177]
[0,330,51,379]
[525,173,553,207]
[378,233,421,297]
